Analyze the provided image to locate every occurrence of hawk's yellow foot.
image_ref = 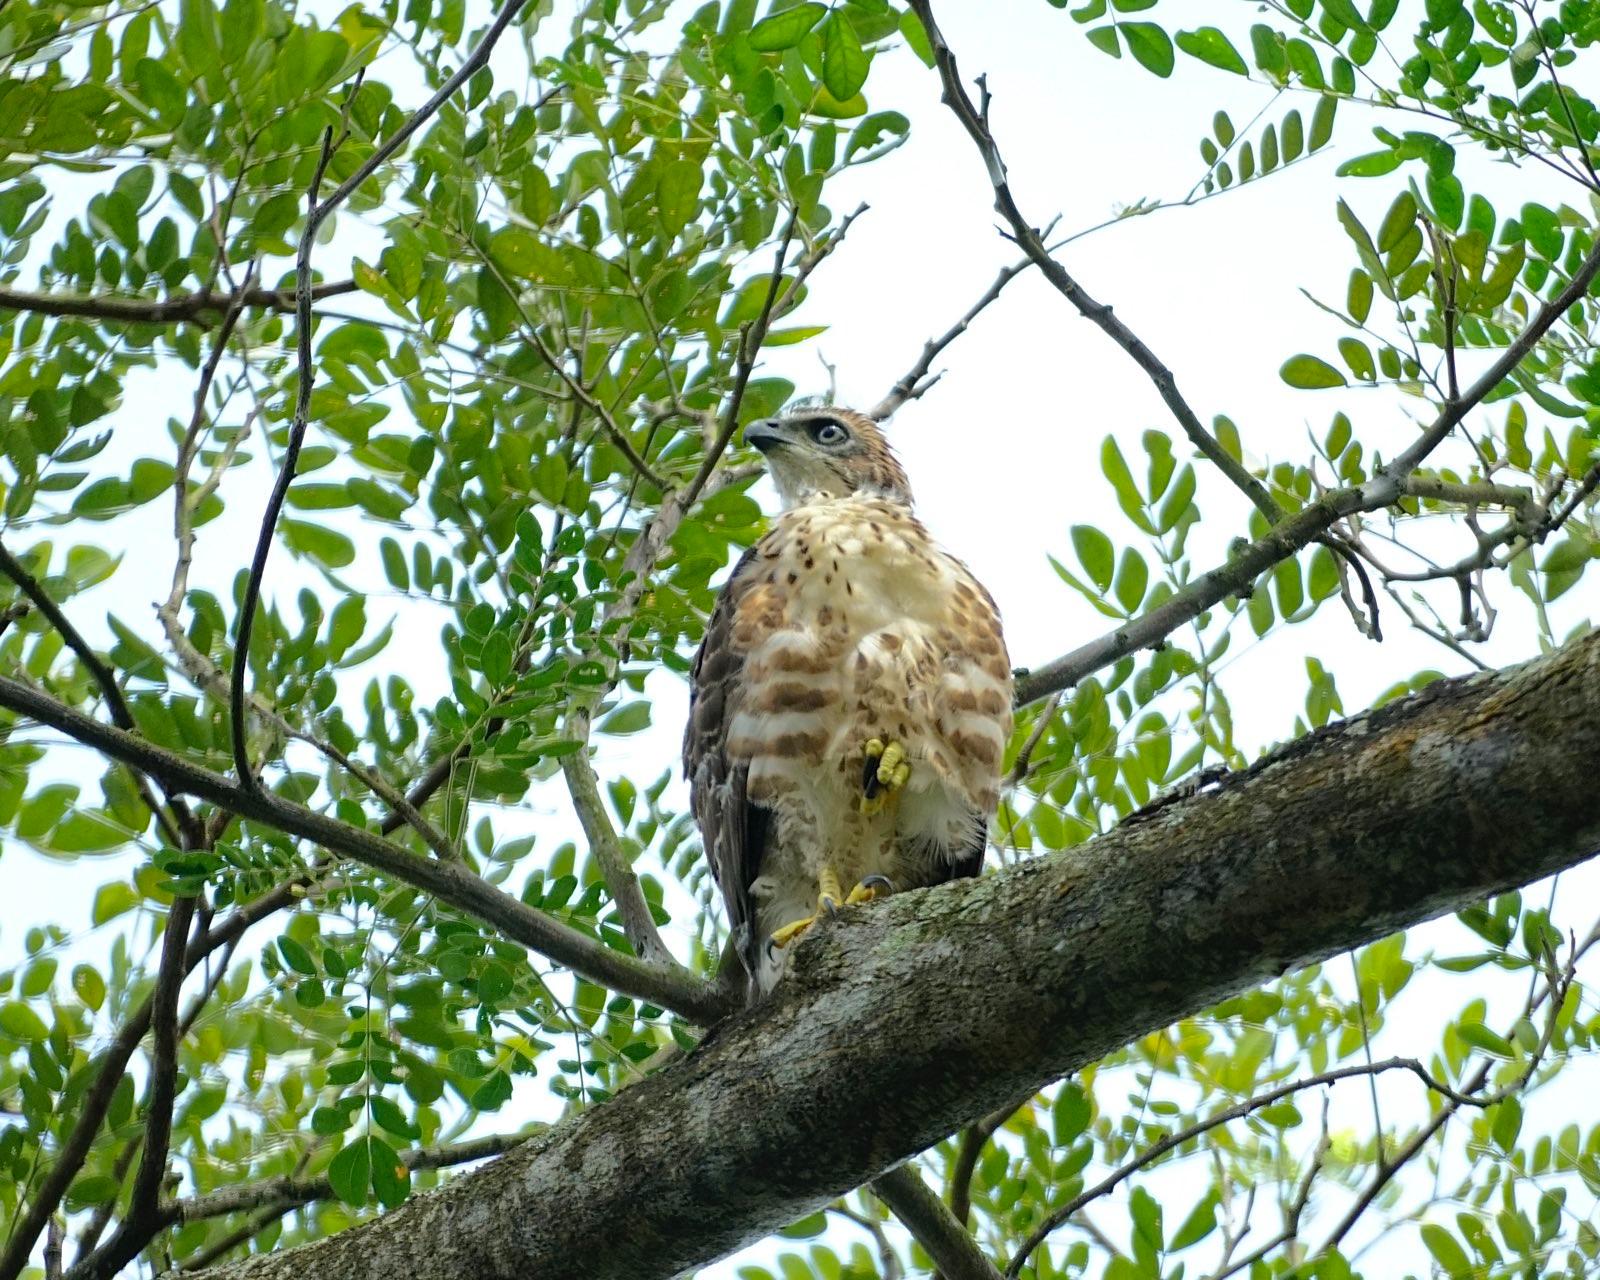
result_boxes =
[769,866,846,950]
[860,738,912,815]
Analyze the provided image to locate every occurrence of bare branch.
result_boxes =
[872,1164,1003,1280]
[169,1133,530,1226]
[0,538,199,849]
[1006,1053,1533,1277]
[0,883,281,1280]
[948,1103,1022,1231]
[74,897,198,1280]
[230,0,533,789]
[681,212,800,509]
[0,674,731,1025]
[1013,224,1600,707]
[907,0,1279,523]
[560,717,674,966]
[871,258,1031,420]
[0,279,356,326]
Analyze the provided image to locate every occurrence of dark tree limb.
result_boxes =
[230,0,532,788]
[0,280,356,325]
[871,1164,1002,1280]
[1011,216,1600,707]
[0,675,730,1025]
[184,628,1600,1280]
[908,0,1277,521]
[76,897,197,1280]
[0,888,278,1280]
[0,539,200,848]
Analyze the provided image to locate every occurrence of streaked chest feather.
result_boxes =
[725,495,1011,811]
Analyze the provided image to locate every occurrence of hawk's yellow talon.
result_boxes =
[769,915,816,948]
[845,875,893,906]
[875,741,907,786]
[771,867,847,948]
[864,738,886,760]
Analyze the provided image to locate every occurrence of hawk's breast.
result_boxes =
[725,495,1011,818]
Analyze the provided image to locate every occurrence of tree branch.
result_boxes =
[870,258,1030,421]
[871,1164,1003,1280]
[170,1133,528,1227]
[560,713,674,967]
[908,0,1278,522]
[188,628,1600,1280]
[0,280,356,326]
[0,883,280,1280]
[75,896,197,1280]
[0,674,730,1025]
[0,538,199,848]
[1013,224,1600,707]
[230,0,532,789]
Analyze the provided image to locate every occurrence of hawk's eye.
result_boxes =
[812,420,848,446]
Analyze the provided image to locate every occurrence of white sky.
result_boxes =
[3,0,1598,1276]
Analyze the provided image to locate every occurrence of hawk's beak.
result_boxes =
[744,418,789,453]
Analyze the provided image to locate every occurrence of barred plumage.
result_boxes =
[685,407,1012,994]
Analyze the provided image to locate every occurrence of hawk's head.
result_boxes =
[743,407,912,509]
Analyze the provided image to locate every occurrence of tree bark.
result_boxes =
[201,631,1600,1280]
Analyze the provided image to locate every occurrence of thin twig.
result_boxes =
[908,0,1279,523]
[681,212,800,508]
[1004,1054,1524,1278]
[560,711,674,966]
[870,258,1031,420]
[230,0,532,788]
[0,539,197,849]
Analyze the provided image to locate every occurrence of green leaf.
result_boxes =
[327,1137,372,1206]
[1280,355,1347,388]
[1421,1224,1472,1278]
[1309,95,1336,149]
[1171,1189,1220,1249]
[282,519,356,570]
[369,1137,410,1208]
[1457,1021,1514,1057]
[748,3,825,51]
[656,160,702,234]
[1086,25,1120,57]
[1250,24,1287,77]
[1120,22,1174,76]
[822,12,869,99]
[1113,549,1148,613]
[1175,27,1247,74]
[1337,149,1401,177]
[278,936,317,976]
[1377,191,1417,252]
[48,811,131,854]
[1071,526,1115,592]
[0,1002,48,1041]
[92,881,139,925]
[899,10,934,65]
[599,702,652,735]
[72,964,105,1011]
[370,1096,419,1140]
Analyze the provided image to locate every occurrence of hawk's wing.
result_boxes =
[684,545,771,976]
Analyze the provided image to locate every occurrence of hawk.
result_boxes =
[684,406,1013,994]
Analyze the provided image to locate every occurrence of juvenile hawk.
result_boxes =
[684,407,1012,994]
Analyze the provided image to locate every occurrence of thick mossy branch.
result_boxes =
[194,630,1600,1280]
